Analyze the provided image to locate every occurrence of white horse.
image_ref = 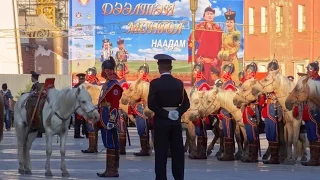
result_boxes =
[251,70,307,163]
[14,87,100,177]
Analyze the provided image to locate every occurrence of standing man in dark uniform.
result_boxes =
[73,73,87,138]
[148,54,190,180]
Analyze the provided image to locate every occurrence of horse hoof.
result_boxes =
[18,169,25,175]
[45,171,53,177]
[301,157,307,162]
[25,169,32,175]
[62,171,70,177]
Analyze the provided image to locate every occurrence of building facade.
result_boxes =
[244,0,320,81]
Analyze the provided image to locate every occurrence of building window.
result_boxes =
[261,7,268,33]
[298,5,306,32]
[248,7,254,34]
[276,6,283,32]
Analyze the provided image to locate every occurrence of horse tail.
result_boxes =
[0,96,4,142]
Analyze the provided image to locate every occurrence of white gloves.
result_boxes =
[107,122,115,130]
[168,110,179,121]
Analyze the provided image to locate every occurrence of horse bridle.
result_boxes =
[49,97,97,121]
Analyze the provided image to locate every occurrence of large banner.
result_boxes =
[69,0,244,84]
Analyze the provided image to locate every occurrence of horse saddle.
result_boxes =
[25,83,46,133]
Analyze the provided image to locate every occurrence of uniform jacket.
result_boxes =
[148,74,190,126]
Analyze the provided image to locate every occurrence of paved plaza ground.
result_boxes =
[0,128,319,180]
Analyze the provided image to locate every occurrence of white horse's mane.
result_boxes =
[47,88,79,113]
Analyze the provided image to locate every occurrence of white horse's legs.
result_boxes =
[16,124,26,174]
[45,131,53,177]
[24,132,38,174]
[60,131,70,177]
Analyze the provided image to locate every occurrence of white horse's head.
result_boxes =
[74,88,100,123]
[233,78,258,107]
[52,87,100,123]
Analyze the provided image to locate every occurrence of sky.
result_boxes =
[69,0,244,61]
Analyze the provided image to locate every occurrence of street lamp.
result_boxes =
[190,0,198,85]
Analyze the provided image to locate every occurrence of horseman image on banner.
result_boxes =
[100,38,113,62]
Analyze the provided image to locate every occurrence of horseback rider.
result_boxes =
[259,58,282,164]
[82,68,100,153]
[86,67,100,85]
[190,62,211,159]
[29,71,43,138]
[217,63,237,161]
[294,61,320,166]
[30,71,40,94]
[240,62,260,162]
[97,56,123,177]
[131,62,152,156]
[73,73,88,139]
[115,61,130,155]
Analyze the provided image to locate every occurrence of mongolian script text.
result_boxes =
[102,2,175,16]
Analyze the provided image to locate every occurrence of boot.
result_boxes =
[192,136,207,159]
[241,140,259,163]
[217,138,235,161]
[263,142,280,164]
[97,149,120,177]
[119,133,127,155]
[82,132,97,153]
[134,135,150,156]
[301,142,320,166]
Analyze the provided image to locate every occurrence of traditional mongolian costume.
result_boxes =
[294,61,320,166]
[116,61,130,155]
[259,59,282,164]
[218,7,241,83]
[82,68,100,153]
[115,37,129,74]
[240,62,260,163]
[190,62,210,159]
[29,71,43,138]
[73,73,87,139]
[188,6,223,86]
[217,63,237,161]
[132,63,152,156]
[97,57,123,178]
[86,67,100,85]
[100,39,113,62]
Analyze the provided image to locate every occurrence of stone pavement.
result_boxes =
[0,128,319,180]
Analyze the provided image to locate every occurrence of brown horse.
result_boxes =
[0,95,4,142]
[251,70,307,163]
